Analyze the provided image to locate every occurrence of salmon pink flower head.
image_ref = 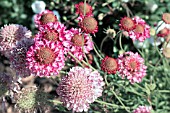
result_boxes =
[157,27,170,37]
[26,39,65,77]
[34,10,58,27]
[56,66,105,112]
[0,24,32,57]
[63,28,93,61]
[75,2,93,16]
[162,13,170,24]
[128,16,150,42]
[101,56,118,74]
[78,16,98,34]
[133,106,152,113]
[10,38,34,78]
[119,17,136,31]
[117,51,147,84]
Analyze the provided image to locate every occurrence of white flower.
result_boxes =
[31,1,46,13]
[156,21,170,33]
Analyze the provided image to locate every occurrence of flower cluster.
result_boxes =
[56,66,104,112]
[117,51,147,84]
[119,16,150,42]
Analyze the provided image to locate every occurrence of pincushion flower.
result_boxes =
[34,10,58,27]
[78,16,98,34]
[157,27,170,37]
[133,106,152,113]
[0,24,32,57]
[119,17,135,31]
[63,28,93,61]
[26,39,65,77]
[75,2,93,16]
[38,22,70,53]
[117,51,147,84]
[162,13,170,24]
[56,66,104,112]
[101,56,118,74]
[10,38,34,78]
[128,16,150,42]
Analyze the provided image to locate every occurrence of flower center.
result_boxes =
[129,60,138,71]
[134,24,144,33]
[82,17,97,32]
[105,58,117,71]
[71,34,84,46]
[36,47,56,64]
[40,13,57,24]
[162,13,170,24]
[121,17,135,31]
[158,28,169,37]
[44,31,59,42]
[79,3,91,15]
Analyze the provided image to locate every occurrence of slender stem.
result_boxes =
[68,52,84,67]
[95,100,130,110]
[119,32,124,52]
[93,41,103,60]
[100,35,109,51]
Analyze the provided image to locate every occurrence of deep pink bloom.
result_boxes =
[0,24,32,57]
[75,2,93,17]
[56,66,104,112]
[78,16,98,34]
[157,27,170,37]
[34,10,58,27]
[37,22,70,54]
[26,39,65,77]
[64,28,93,61]
[117,51,147,84]
[10,38,34,78]
[101,56,118,74]
[119,17,136,32]
[133,106,152,113]
[129,16,150,42]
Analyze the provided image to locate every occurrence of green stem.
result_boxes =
[68,52,84,67]
[100,35,109,51]
[95,100,130,110]
[119,32,124,52]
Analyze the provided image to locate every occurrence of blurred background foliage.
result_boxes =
[0,0,170,113]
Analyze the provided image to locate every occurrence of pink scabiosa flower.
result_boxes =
[117,51,147,84]
[162,13,170,24]
[133,106,152,113]
[157,27,170,37]
[34,10,58,27]
[10,38,34,78]
[119,17,136,31]
[38,22,70,53]
[56,66,104,112]
[64,28,93,61]
[128,16,150,42]
[0,24,32,57]
[26,39,65,77]
[75,2,93,16]
[78,16,98,34]
[101,56,118,74]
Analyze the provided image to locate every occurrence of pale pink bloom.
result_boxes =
[26,39,65,77]
[10,38,34,78]
[64,28,93,61]
[133,106,152,113]
[0,24,32,57]
[129,16,150,42]
[117,51,147,84]
[56,66,104,112]
[34,10,58,27]
[38,22,70,54]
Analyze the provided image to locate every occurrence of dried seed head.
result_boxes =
[40,13,57,24]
